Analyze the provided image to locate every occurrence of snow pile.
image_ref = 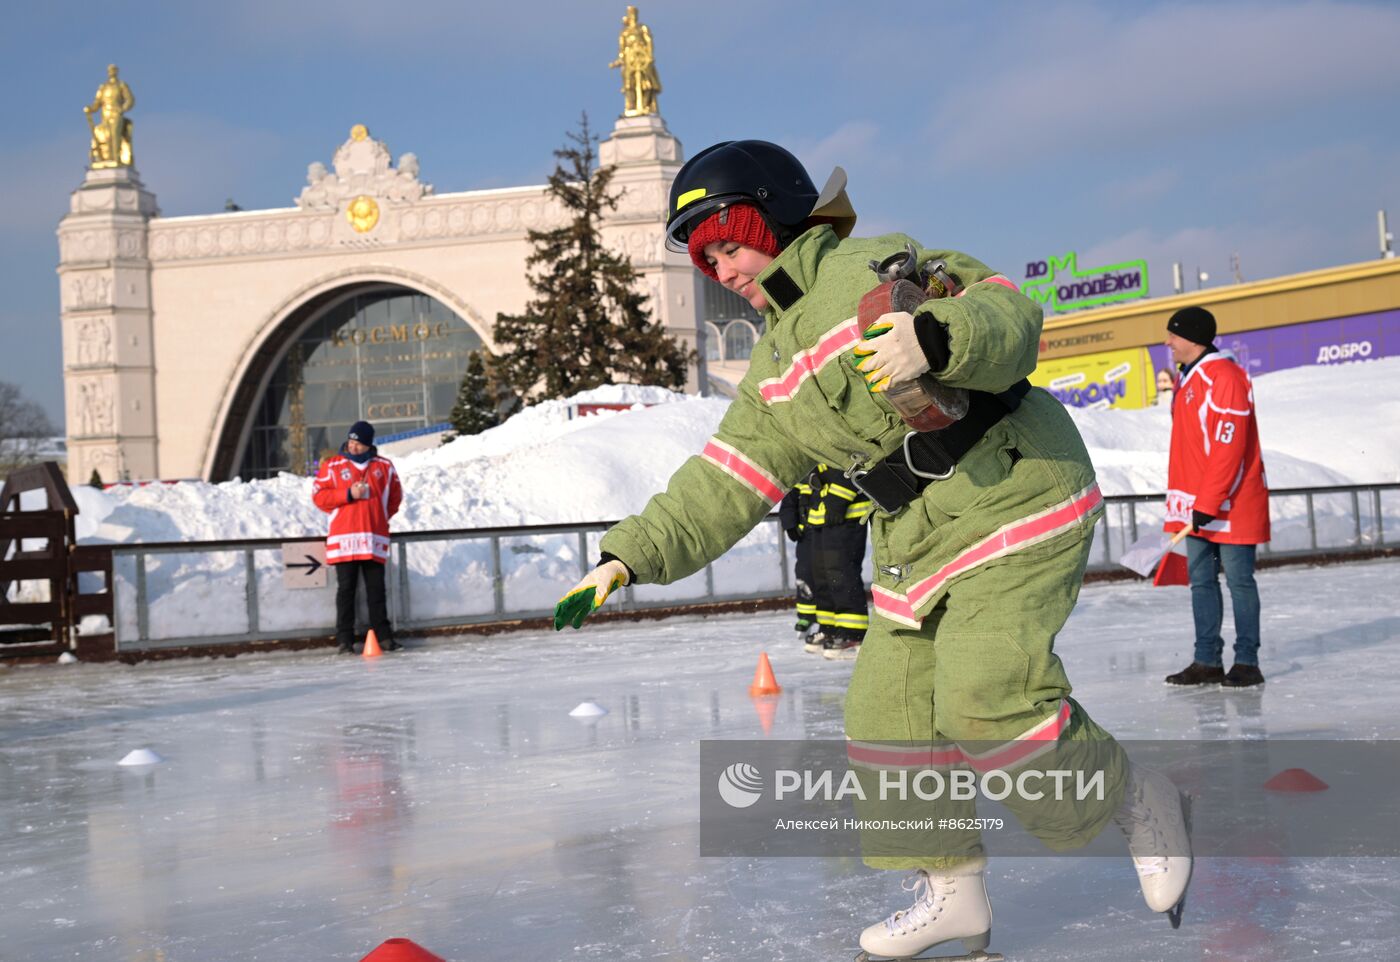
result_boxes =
[73,358,1400,546]
[393,385,723,531]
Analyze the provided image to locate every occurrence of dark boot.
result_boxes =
[804,630,827,654]
[821,628,862,661]
[336,642,355,655]
[1165,661,1225,686]
[1222,663,1264,688]
[381,638,403,652]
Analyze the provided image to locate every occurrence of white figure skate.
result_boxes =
[855,858,1002,961]
[1114,763,1194,927]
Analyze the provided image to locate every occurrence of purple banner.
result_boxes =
[1148,308,1400,379]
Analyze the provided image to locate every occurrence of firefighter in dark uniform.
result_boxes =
[779,474,818,648]
[804,463,872,659]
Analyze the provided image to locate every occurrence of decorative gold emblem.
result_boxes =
[609,6,661,117]
[346,195,380,233]
[84,64,135,169]
[350,124,369,142]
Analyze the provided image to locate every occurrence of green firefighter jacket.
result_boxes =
[601,225,1102,628]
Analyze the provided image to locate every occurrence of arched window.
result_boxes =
[701,278,762,324]
[704,322,723,361]
[723,320,758,363]
[237,285,482,479]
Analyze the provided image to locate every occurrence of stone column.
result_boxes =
[598,114,708,395]
[57,167,159,483]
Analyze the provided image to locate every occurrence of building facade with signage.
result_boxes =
[1031,258,1400,410]
[59,108,704,482]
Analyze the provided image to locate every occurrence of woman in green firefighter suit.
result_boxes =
[554,141,1190,958]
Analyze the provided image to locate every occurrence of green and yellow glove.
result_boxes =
[554,559,630,630]
[851,310,929,394]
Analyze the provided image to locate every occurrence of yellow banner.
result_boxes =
[1030,347,1165,410]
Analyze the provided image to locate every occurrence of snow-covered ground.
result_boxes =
[73,358,1400,547]
[2,558,1398,961]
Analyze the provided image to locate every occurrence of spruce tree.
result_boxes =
[494,114,692,403]
[88,468,103,488]
[443,350,500,443]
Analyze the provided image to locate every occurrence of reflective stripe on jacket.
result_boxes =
[805,463,871,526]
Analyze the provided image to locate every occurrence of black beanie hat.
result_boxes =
[1166,306,1217,347]
[347,420,375,445]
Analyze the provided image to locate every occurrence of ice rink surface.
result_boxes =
[3,559,1399,962]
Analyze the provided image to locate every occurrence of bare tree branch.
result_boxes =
[0,381,57,471]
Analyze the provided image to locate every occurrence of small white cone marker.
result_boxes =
[118,748,164,766]
[57,653,78,665]
[568,701,608,718]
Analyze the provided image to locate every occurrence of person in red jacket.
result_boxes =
[312,420,404,654]
[1161,307,1269,688]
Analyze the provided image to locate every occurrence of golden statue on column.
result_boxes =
[84,64,135,169]
[609,6,662,117]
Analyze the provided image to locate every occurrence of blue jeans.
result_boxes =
[1186,537,1260,667]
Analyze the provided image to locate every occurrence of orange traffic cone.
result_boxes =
[748,652,782,696]
[359,938,446,962]
[362,629,383,659]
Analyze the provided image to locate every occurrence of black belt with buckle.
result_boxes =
[848,380,1031,514]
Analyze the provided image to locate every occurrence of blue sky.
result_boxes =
[4,0,1398,424]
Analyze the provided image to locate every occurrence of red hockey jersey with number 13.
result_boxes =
[1164,350,1270,545]
[312,453,403,563]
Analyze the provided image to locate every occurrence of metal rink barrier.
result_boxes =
[1089,483,1400,568]
[109,517,793,652]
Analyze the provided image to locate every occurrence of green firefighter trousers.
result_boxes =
[844,526,1128,870]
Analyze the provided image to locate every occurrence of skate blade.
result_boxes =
[1166,790,1194,930]
[853,950,1003,962]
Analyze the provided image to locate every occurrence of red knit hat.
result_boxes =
[686,203,782,280]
